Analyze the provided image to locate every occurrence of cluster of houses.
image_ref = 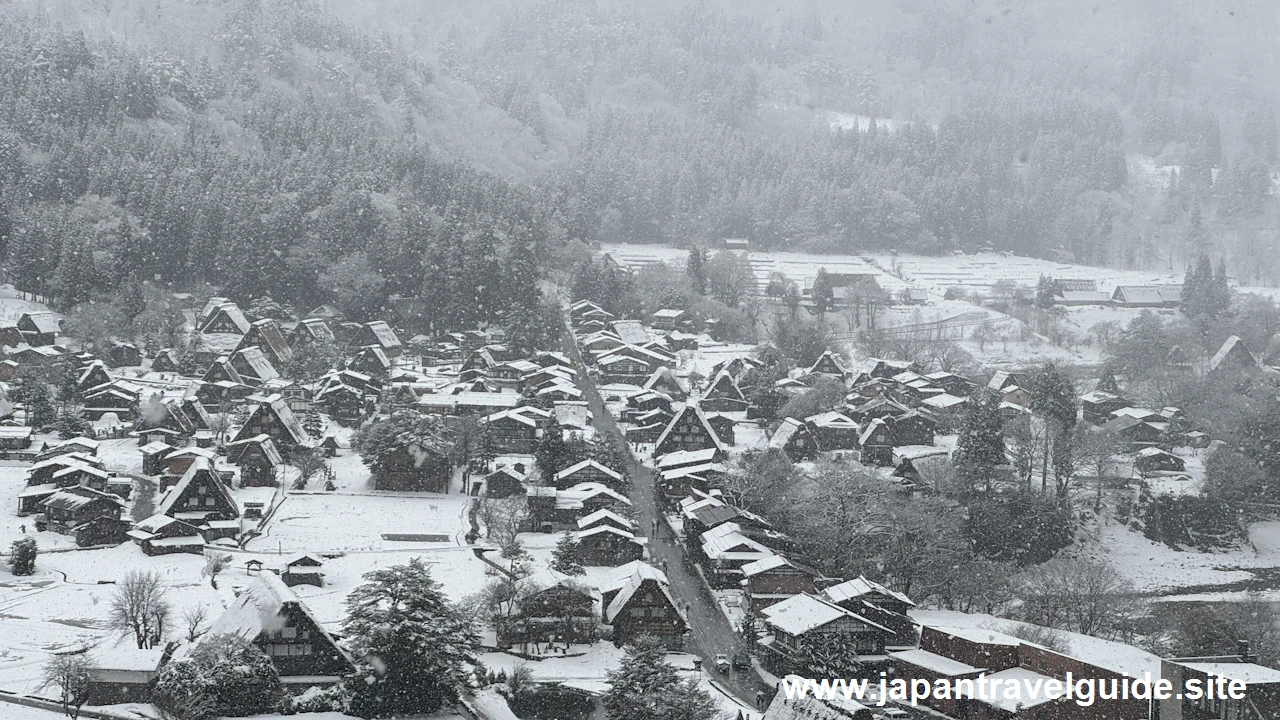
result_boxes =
[1045,278,1183,308]
[0,311,80,379]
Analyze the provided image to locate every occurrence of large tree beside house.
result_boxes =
[343,558,480,717]
[354,410,455,491]
[153,634,282,720]
[601,637,716,720]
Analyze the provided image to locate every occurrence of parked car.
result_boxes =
[875,709,910,720]
[731,653,750,671]
[713,654,730,673]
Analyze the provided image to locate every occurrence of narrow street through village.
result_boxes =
[560,327,771,711]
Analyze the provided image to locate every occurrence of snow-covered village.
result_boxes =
[4,2,1280,720]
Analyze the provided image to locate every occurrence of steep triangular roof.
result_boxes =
[642,366,684,396]
[858,417,889,446]
[232,346,280,384]
[768,417,812,450]
[235,394,309,447]
[704,369,745,401]
[808,351,847,376]
[239,318,293,365]
[655,404,726,454]
[202,356,245,385]
[605,566,682,624]
[361,321,401,351]
[204,573,353,666]
[1209,335,1257,373]
[156,457,237,518]
[199,303,251,335]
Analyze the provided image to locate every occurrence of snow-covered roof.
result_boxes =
[762,593,867,636]
[1210,335,1257,372]
[805,411,859,428]
[53,463,109,480]
[484,408,538,427]
[914,610,1164,678]
[244,394,309,445]
[858,418,888,446]
[50,436,100,451]
[741,554,794,578]
[654,404,725,454]
[656,448,719,468]
[576,508,635,530]
[889,649,982,677]
[822,576,916,607]
[609,320,649,345]
[659,462,726,481]
[1179,662,1280,685]
[597,560,669,595]
[40,485,124,512]
[418,392,521,411]
[555,482,632,510]
[921,624,1022,647]
[605,565,682,624]
[1113,285,1182,305]
[22,311,62,334]
[29,452,102,473]
[93,645,166,673]
[922,394,967,409]
[201,303,251,334]
[537,383,582,399]
[956,667,1062,712]
[363,320,401,349]
[157,457,237,518]
[575,525,638,542]
[701,530,771,561]
[234,346,279,382]
[556,459,623,482]
[768,417,806,449]
[205,573,350,666]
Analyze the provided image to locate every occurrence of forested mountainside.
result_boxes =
[0,0,575,338]
[0,0,1278,317]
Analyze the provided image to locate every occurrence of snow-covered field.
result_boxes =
[0,544,219,695]
[249,491,473,553]
[0,285,59,327]
[1074,519,1280,597]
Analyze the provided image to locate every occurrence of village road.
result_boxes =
[560,327,771,710]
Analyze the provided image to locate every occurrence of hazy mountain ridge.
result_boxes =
[1,0,1277,280]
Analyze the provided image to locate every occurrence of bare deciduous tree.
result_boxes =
[1075,427,1125,511]
[1017,558,1138,640]
[109,570,172,649]
[42,653,94,720]
[477,496,530,548]
[291,448,327,490]
[182,605,210,643]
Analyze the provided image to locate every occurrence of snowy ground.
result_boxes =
[0,285,59,327]
[1073,518,1280,598]
[249,491,474,553]
[0,544,220,695]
